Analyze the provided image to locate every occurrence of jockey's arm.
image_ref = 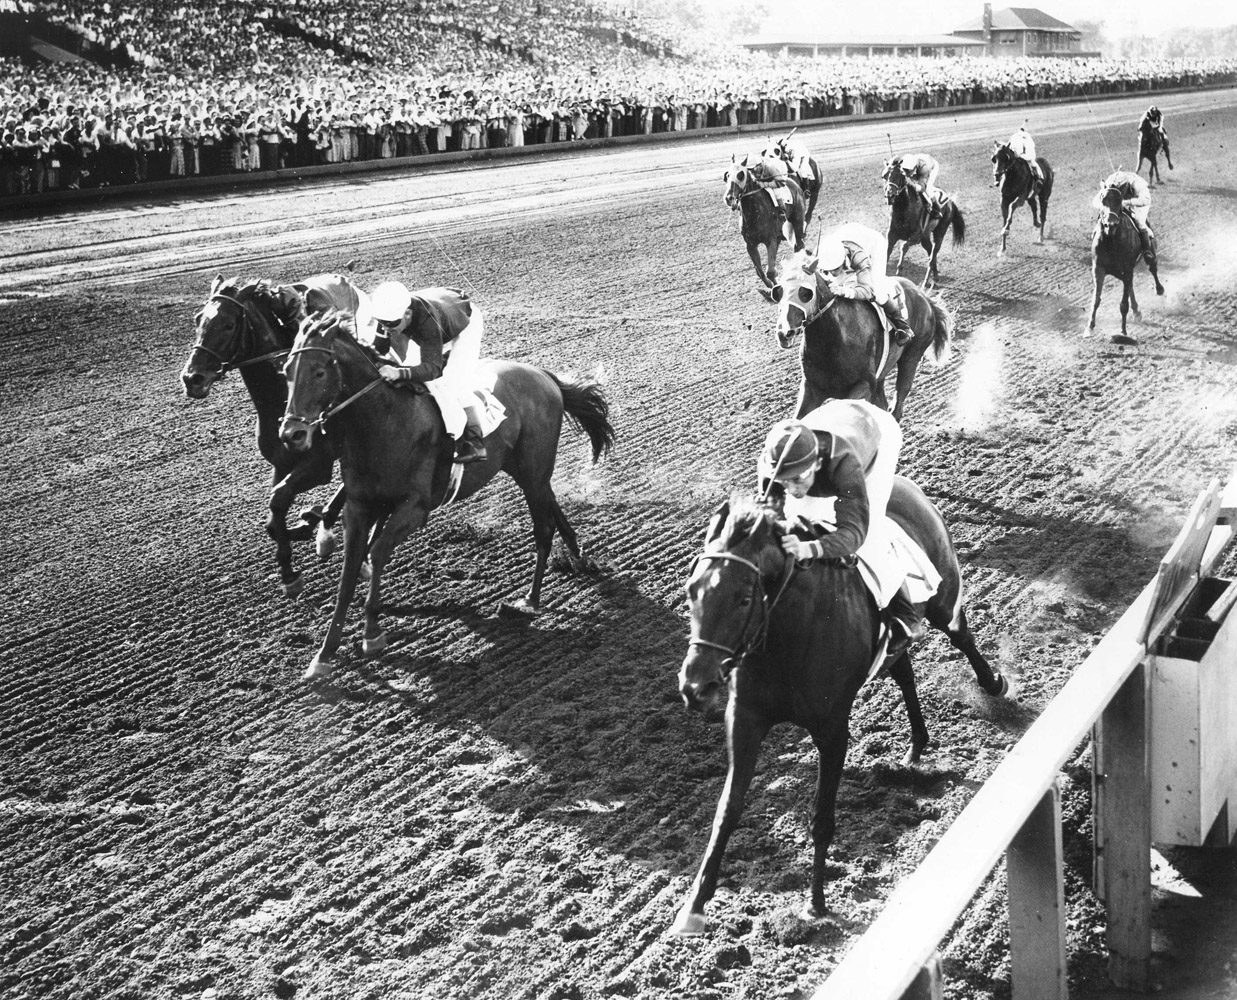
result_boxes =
[381,333,445,382]
[793,454,870,561]
[1123,182,1151,209]
[830,246,877,301]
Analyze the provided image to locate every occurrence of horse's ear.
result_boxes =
[211,274,224,294]
[804,257,819,274]
[705,501,730,543]
[731,152,736,163]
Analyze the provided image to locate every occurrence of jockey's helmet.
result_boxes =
[816,237,848,273]
[371,281,413,323]
[1149,105,1159,115]
[758,419,820,483]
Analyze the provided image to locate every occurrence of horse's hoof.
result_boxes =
[796,901,827,922]
[362,631,387,656]
[316,524,337,561]
[669,909,708,937]
[991,674,1011,698]
[902,745,925,767]
[304,654,334,680]
[298,504,324,528]
[497,598,539,619]
[281,574,304,598]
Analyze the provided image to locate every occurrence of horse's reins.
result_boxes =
[190,292,291,373]
[687,549,799,675]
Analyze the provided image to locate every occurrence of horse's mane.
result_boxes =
[295,309,384,365]
[719,497,782,548]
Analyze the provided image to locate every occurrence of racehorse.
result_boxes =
[767,135,823,226]
[670,487,1008,935]
[882,164,966,288]
[990,142,1054,255]
[279,311,616,679]
[1136,120,1173,186]
[723,156,807,292]
[181,274,369,596]
[1088,184,1165,343]
[772,249,953,422]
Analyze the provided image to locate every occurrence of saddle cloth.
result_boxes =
[792,502,941,607]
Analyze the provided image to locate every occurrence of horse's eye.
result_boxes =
[736,169,746,183]
[798,287,814,304]
[771,285,784,302]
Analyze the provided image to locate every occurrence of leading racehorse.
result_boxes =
[772,248,952,422]
[1136,119,1173,186]
[991,142,1054,255]
[723,156,807,292]
[181,274,368,595]
[279,311,616,679]
[670,488,1008,935]
[1088,183,1165,344]
[883,162,966,289]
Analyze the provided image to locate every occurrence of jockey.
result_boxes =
[370,280,488,464]
[746,148,792,226]
[890,152,944,219]
[1139,105,1168,144]
[1091,169,1158,270]
[772,133,813,187]
[757,399,923,655]
[1008,125,1044,186]
[815,232,914,346]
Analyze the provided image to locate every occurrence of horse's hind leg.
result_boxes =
[891,354,924,422]
[504,479,560,614]
[1087,264,1106,334]
[888,652,929,764]
[932,604,1008,697]
[746,243,771,290]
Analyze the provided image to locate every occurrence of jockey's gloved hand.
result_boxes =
[378,365,402,382]
[781,537,819,562]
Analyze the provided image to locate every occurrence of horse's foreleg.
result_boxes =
[1087,265,1105,333]
[268,454,333,596]
[888,652,929,764]
[307,501,379,679]
[1164,141,1173,171]
[998,206,1013,255]
[358,498,430,658]
[1119,278,1132,339]
[765,238,781,287]
[671,707,771,936]
[934,605,1007,697]
[805,706,857,918]
[746,242,771,289]
[794,377,826,420]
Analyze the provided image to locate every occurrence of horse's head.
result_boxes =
[1097,184,1125,237]
[680,499,787,713]
[723,154,750,210]
[182,275,292,398]
[279,309,360,452]
[990,142,1013,185]
[882,161,907,205]
[770,249,831,348]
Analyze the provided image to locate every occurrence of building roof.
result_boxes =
[738,33,987,48]
[953,7,1078,32]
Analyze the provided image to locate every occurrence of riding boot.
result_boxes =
[883,302,914,346]
[454,425,488,464]
[885,585,925,660]
[1139,228,1158,270]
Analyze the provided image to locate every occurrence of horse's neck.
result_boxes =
[238,357,288,416]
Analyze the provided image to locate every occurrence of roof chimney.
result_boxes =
[983,2,992,41]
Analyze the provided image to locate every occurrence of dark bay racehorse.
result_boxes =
[279,312,615,679]
[1089,184,1165,343]
[883,164,966,288]
[724,156,807,292]
[991,142,1054,255]
[1136,120,1173,186]
[671,487,1007,935]
[181,274,368,595]
[768,135,823,226]
[772,250,952,422]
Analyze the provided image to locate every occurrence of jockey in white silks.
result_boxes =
[757,398,934,655]
[369,280,488,464]
[1091,169,1158,269]
[889,152,943,218]
[771,133,813,185]
[813,222,914,346]
[1008,125,1044,185]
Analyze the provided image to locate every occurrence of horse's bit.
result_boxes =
[686,550,798,675]
[190,292,290,374]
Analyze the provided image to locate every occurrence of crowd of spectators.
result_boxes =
[2,0,1236,197]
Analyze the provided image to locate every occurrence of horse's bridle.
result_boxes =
[189,292,290,375]
[283,337,387,429]
[686,549,798,676]
[776,272,837,338]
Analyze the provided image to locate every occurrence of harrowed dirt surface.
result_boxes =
[2,90,1237,1000]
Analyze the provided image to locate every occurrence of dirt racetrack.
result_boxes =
[3,89,1237,1000]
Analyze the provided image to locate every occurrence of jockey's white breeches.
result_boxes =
[1129,204,1150,227]
[425,306,484,439]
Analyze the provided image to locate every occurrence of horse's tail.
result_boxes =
[925,292,954,367]
[949,203,966,246]
[547,372,616,463]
